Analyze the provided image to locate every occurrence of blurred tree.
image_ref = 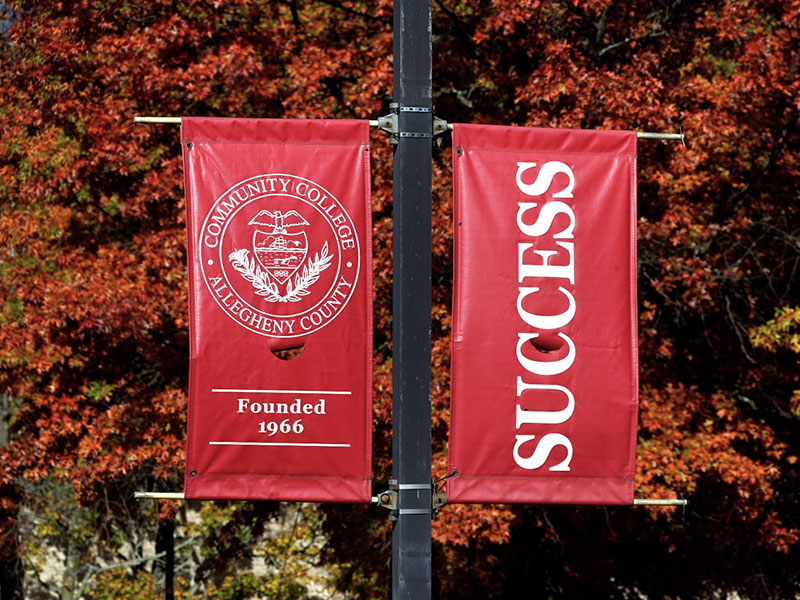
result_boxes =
[0,0,797,598]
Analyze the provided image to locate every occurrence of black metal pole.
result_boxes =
[165,520,174,600]
[391,0,433,599]
[156,517,174,600]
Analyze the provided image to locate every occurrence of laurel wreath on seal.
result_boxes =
[228,243,334,303]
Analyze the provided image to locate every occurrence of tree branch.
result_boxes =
[597,30,668,58]
[434,86,475,108]
[74,535,199,599]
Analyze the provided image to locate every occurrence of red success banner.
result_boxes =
[448,124,639,504]
[181,118,372,502]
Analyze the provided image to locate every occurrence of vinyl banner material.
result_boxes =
[181,118,372,502]
[448,124,638,504]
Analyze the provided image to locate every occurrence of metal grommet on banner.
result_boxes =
[434,469,458,489]
[190,470,197,477]
[185,141,193,149]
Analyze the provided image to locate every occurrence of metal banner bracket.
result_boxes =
[433,116,449,138]
[377,111,398,138]
[432,489,447,517]
[374,479,446,520]
[377,103,448,145]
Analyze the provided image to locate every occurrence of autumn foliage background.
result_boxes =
[1,0,799,598]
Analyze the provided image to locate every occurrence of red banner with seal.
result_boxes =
[448,124,639,504]
[181,118,372,502]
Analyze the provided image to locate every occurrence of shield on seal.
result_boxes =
[253,231,308,284]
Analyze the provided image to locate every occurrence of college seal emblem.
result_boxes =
[199,174,360,338]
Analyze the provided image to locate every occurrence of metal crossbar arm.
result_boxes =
[133,491,185,499]
[134,491,385,503]
[133,116,383,127]
[636,132,683,140]
[133,116,684,142]
[133,116,182,124]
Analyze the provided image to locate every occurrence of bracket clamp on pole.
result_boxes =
[378,102,449,145]
[375,479,448,520]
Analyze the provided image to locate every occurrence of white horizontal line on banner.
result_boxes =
[211,388,352,395]
[208,441,351,447]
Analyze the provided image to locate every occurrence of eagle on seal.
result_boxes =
[248,210,309,234]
